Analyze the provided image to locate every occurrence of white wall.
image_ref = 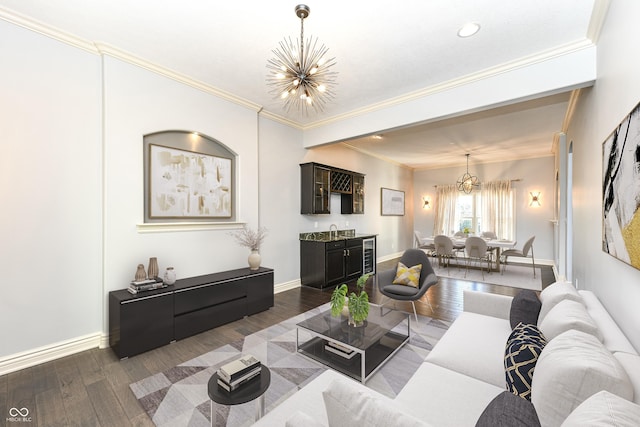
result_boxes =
[413,156,555,261]
[0,20,102,357]
[567,0,640,351]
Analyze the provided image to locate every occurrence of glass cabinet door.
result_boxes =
[352,174,365,214]
[314,166,331,214]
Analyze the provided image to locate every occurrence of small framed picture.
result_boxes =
[381,187,405,216]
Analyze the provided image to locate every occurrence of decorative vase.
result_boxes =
[248,250,261,270]
[134,264,146,281]
[148,257,159,279]
[163,267,176,285]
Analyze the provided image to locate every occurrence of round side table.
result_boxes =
[207,365,271,426]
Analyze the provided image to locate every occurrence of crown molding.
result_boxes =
[0,6,98,53]
[95,43,262,113]
[1,6,598,133]
[562,89,582,132]
[258,109,304,129]
[0,7,262,113]
[301,39,596,131]
[340,142,413,170]
[587,0,612,43]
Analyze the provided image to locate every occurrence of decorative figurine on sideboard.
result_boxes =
[163,267,176,285]
[147,257,159,279]
[134,264,146,281]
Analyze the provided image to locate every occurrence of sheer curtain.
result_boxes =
[481,180,515,240]
[434,184,458,235]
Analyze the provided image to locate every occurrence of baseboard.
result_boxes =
[377,251,404,263]
[0,333,102,376]
[275,278,301,293]
[99,333,110,349]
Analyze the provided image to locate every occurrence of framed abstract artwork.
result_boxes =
[381,187,405,216]
[602,100,640,269]
[148,144,232,219]
[143,129,236,222]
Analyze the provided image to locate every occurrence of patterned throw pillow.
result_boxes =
[392,262,422,288]
[504,323,547,400]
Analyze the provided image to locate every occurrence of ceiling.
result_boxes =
[0,0,602,169]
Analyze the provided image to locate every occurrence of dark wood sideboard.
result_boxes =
[109,267,274,359]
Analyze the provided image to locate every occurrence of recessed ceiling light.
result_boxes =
[458,22,481,38]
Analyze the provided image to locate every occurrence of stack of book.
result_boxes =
[127,278,166,294]
[217,354,261,392]
[324,341,356,359]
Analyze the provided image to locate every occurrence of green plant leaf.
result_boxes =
[348,291,369,323]
[356,274,370,292]
[330,284,348,317]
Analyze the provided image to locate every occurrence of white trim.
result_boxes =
[136,221,246,233]
[301,39,596,131]
[95,43,261,113]
[99,333,110,350]
[0,333,101,376]
[0,6,597,132]
[587,0,612,43]
[377,251,405,263]
[275,279,301,294]
[0,6,98,54]
[0,8,262,114]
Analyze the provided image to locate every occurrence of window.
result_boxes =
[434,180,515,240]
[454,193,481,234]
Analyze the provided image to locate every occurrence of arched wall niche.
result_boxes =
[143,130,237,223]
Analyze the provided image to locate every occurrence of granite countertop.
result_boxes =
[299,229,376,242]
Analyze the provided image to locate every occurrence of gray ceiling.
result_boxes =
[0,0,602,168]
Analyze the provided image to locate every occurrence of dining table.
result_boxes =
[418,235,516,272]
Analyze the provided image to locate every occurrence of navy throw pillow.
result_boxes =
[504,323,547,401]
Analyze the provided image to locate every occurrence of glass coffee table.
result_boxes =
[296,304,410,383]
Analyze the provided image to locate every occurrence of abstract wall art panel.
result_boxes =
[602,100,640,269]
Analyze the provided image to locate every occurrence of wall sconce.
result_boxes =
[422,196,431,209]
[529,192,541,207]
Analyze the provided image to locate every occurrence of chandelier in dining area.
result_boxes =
[266,4,337,113]
[457,153,480,194]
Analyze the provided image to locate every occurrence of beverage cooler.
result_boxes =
[363,237,376,275]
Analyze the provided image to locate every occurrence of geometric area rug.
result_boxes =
[129,303,450,426]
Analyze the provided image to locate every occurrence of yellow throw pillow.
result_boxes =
[393,262,422,288]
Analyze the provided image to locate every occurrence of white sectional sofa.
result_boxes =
[253,282,640,426]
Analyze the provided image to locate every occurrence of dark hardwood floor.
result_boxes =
[1,260,554,426]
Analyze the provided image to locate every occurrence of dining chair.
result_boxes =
[434,235,459,271]
[414,230,435,254]
[501,236,536,277]
[481,231,498,268]
[450,231,466,255]
[464,236,492,280]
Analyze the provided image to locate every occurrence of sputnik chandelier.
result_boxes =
[266,4,337,113]
[457,153,480,194]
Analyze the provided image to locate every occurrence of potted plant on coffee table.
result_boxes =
[330,274,371,327]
